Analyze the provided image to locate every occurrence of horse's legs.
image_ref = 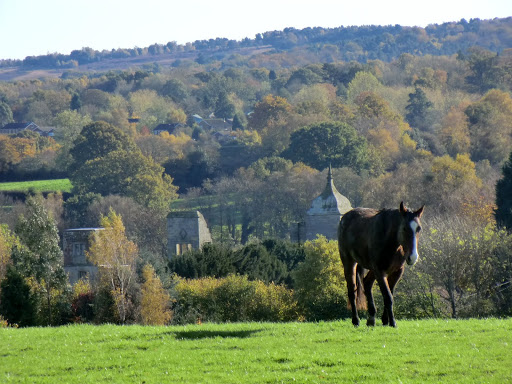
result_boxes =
[343,261,359,326]
[363,270,376,326]
[381,267,405,326]
[375,273,396,327]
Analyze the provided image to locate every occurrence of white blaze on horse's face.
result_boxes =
[407,220,420,265]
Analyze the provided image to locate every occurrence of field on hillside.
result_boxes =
[0,179,72,193]
[1,319,511,383]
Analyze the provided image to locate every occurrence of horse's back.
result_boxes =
[338,207,379,263]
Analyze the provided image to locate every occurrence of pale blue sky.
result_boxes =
[0,0,511,60]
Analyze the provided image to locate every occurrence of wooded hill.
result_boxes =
[1,17,511,76]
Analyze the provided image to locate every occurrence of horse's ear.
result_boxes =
[399,201,407,214]
[415,205,425,218]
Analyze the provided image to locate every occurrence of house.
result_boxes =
[63,228,103,285]
[153,123,183,135]
[167,211,212,259]
[0,122,54,137]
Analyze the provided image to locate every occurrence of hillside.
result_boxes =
[1,17,511,81]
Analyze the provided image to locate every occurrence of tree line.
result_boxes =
[1,18,511,69]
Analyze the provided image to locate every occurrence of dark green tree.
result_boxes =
[169,243,236,279]
[0,101,13,126]
[69,121,137,172]
[405,86,433,129]
[282,121,370,172]
[160,79,188,102]
[234,243,288,285]
[496,150,512,229]
[70,93,82,111]
[0,267,36,327]
[232,112,247,130]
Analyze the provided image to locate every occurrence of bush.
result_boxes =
[172,274,300,324]
[293,236,350,321]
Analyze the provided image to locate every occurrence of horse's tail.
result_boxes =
[355,264,367,311]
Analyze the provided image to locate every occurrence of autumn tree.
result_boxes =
[292,236,348,321]
[140,264,172,325]
[438,105,470,157]
[465,89,512,165]
[86,209,139,323]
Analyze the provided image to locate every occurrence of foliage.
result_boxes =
[173,274,300,323]
[140,264,172,326]
[495,150,512,229]
[12,195,67,326]
[282,121,371,173]
[0,267,36,327]
[170,243,236,279]
[86,209,139,323]
[293,236,349,321]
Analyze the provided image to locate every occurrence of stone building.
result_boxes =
[304,166,353,241]
[167,210,212,259]
[63,228,102,285]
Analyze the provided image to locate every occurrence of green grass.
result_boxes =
[0,179,72,193]
[1,319,511,383]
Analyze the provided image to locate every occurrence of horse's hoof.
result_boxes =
[352,318,360,327]
[366,317,375,326]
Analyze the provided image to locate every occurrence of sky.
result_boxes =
[0,0,511,60]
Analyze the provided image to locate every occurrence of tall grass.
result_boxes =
[0,179,72,193]
[1,319,510,383]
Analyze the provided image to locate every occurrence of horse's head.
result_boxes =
[398,201,424,266]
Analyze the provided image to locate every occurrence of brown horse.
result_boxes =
[338,202,424,327]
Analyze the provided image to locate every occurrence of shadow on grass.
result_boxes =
[173,329,262,340]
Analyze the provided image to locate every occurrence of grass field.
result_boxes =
[0,179,72,193]
[1,319,511,383]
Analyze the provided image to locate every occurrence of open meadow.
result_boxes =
[1,319,511,383]
[0,179,72,193]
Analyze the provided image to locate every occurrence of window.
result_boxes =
[79,271,88,280]
[176,243,192,255]
[72,243,86,263]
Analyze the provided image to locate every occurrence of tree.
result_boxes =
[69,121,136,172]
[496,150,512,229]
[12,195,67,325]
[0,225,19,283]
[70,122,178,210]
[282,121,370,173]
[140,264,172,325]
[248,94,293,132]
[438,106,470,157]
[86,209,139,323]
[292,236,348,321]
[465,89,512,165]
[0,101,13,126]
[0,267,36,327]
[405,86,433,130]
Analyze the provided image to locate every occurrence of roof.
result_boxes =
[153,123,182,134]
[167,210,204,219]
[307,165,352,216]
[1,122,38,130]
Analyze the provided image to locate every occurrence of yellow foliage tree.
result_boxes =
[86,209,138,323]
[140,264,172,325]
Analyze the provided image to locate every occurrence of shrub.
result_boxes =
[172,275,300,324]
[293,236,350,321]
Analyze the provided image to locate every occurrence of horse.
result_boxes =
[338,202,424,327]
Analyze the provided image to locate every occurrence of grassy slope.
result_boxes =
[0,179,72,193]
[1,319,511,383]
